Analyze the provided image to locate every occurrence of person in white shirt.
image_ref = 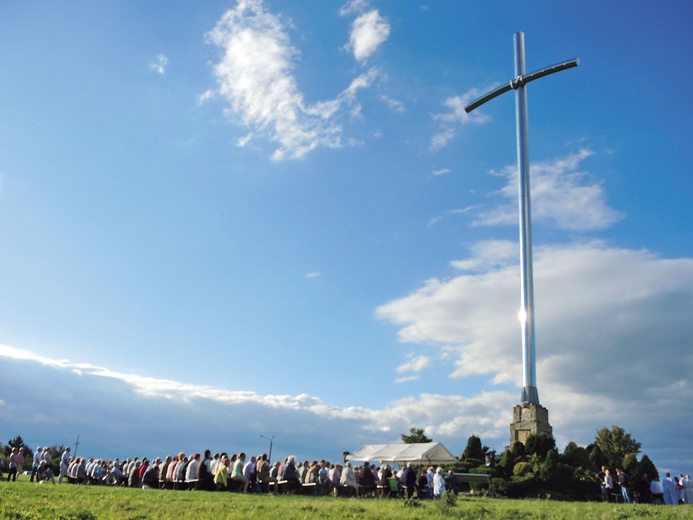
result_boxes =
[40,447,56,484]
[58,447,71,484]
[433,467,446,499]
[683,474,693,505]
[185,453,200,485]
[650,476,663,504]
[31,446,42,482]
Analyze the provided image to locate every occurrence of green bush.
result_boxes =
[514,462,531,476]
[437,490,458,515]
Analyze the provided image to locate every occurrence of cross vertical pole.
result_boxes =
[514,32,539,405]
[464,33,579,406]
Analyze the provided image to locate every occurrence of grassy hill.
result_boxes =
[0,481,690,519]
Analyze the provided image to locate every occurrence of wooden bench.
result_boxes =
[300,482,317,495]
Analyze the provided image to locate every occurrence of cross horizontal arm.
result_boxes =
[464,58,580,114]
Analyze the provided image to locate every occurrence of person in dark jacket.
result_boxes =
[401,463,417,498]
[142,459,160,489]
[358,462,377,496]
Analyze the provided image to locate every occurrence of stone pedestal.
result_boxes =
[509,403,552,445]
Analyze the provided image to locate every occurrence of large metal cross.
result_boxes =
[464,32,579,405]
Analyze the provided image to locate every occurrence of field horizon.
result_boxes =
[1,480,691,519]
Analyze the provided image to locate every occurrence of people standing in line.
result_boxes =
[616,468,630,504]
[662,472,678,505]
[676,474,685,505]
[650,475,664,504]
[596,465,608,502]
[432,467,446,499]
[7,447,18,481]
[30,446,42,482]
[681,474,693,505]
[58,447,71,484]
[16,447,25,479]
[603,469,613,502]
[426,466,435,498]
[41,447,56,484]
[401,462,416,498]
[444,470,461,495]
[637,473,651,503]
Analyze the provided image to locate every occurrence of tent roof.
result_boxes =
[346,442,457,466]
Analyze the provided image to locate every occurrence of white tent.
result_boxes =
[346,442,457,466]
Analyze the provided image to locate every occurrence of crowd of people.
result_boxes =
[18,444,460,500]
[595,465,693,505]
[10,445,693,505]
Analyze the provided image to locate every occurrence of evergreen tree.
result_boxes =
[525,433,555,458]
[461,435,487,462]
[401,427,432,444]
[496,449,515,480]
[587,444,607,470]
[5,436,31,458]
[638,454,658,481]
[510,441,526,459]
[561,441,589,470]
[539,449,558,482]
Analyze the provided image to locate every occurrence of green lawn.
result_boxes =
[0,480,690,519]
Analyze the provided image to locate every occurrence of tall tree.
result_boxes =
[461,435,487,461]
[401,427,432,444]
[561,441,590,470]
[525,433,556,458]
[594,426,641,470]
[638,454,659,481]
[5,435,31,457]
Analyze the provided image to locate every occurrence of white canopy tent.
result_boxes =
[346,442,457,466]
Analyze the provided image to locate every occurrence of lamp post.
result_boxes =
[465,32,579,405]
[260,435,274,463]
[485,450,496,497]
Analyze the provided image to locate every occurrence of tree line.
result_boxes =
[3,425,655,501]
[402,425,656,500]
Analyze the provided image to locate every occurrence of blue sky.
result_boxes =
[1,0,692,473]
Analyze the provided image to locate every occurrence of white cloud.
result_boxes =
[339,0,371,16]
[428,205,483,228]
[394,375,419,384]
[430,88,492,150]
[376,240,693,468]
[378,94,405,113]
[476,149,624,231]
[0,344,512,461]
[196,89,215,105]
[345,10,391,63]
[305,272,321,279]
[395,353,431,374]
[432,168,451,176]
[150,54,168,74]
[205,1,383,160]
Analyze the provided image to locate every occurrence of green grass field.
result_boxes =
[0,480,690,519]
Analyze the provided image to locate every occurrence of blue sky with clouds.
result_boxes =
[1,0,692,473]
